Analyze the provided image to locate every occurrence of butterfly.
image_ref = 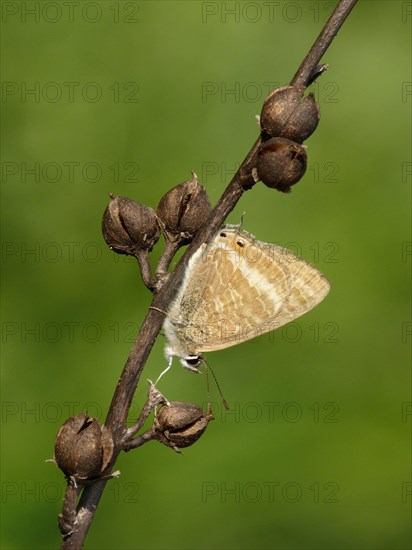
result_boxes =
[162,224,330,373]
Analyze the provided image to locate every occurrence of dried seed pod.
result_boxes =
[257,137,307,193]
[54,413,114,480]
[156,172,212,244]
[154,401,213,450]
[260,86,320,143]
[102,195,160,255]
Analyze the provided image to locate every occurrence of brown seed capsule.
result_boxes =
[257,137,307,193]
[54,413,114,480]
[156,172,212,244]
[154,401,213,450]
[260,86,320,143]
[102,195,160,255]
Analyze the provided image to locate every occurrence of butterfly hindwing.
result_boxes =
[165,225,330,356]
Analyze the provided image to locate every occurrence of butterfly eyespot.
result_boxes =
[219,232,227,238]
[237,240,245,247]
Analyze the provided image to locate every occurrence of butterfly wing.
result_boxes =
[165,226,330,356]
[165,235,244,356]
[227,240,330,345]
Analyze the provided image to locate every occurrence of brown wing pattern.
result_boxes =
[167,226,330,355]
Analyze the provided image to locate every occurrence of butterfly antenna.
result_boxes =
[202,358,229,411]
[204,360,212,414]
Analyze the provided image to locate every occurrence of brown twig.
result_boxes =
[59,1,358,547]
[123,381,169,441]
[122,427,157,451]
[134,248,155,290]
[58,479,81,540]
[290,0,358,88]
[155,239,182,278]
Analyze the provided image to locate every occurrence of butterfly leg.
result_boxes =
[154,354,173,385]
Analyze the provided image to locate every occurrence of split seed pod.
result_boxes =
[154,401,213,451]
[260,86,320,143]
[102,195,160,255]
[156,172,211,244]
[257,137,307,193]
[54,413,114,481]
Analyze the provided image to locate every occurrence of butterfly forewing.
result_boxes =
[165,225,330,357]
[168,227,329,354]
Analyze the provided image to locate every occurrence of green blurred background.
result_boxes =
[1,1,410,548]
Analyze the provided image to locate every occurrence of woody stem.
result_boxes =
[60,1,359,547]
